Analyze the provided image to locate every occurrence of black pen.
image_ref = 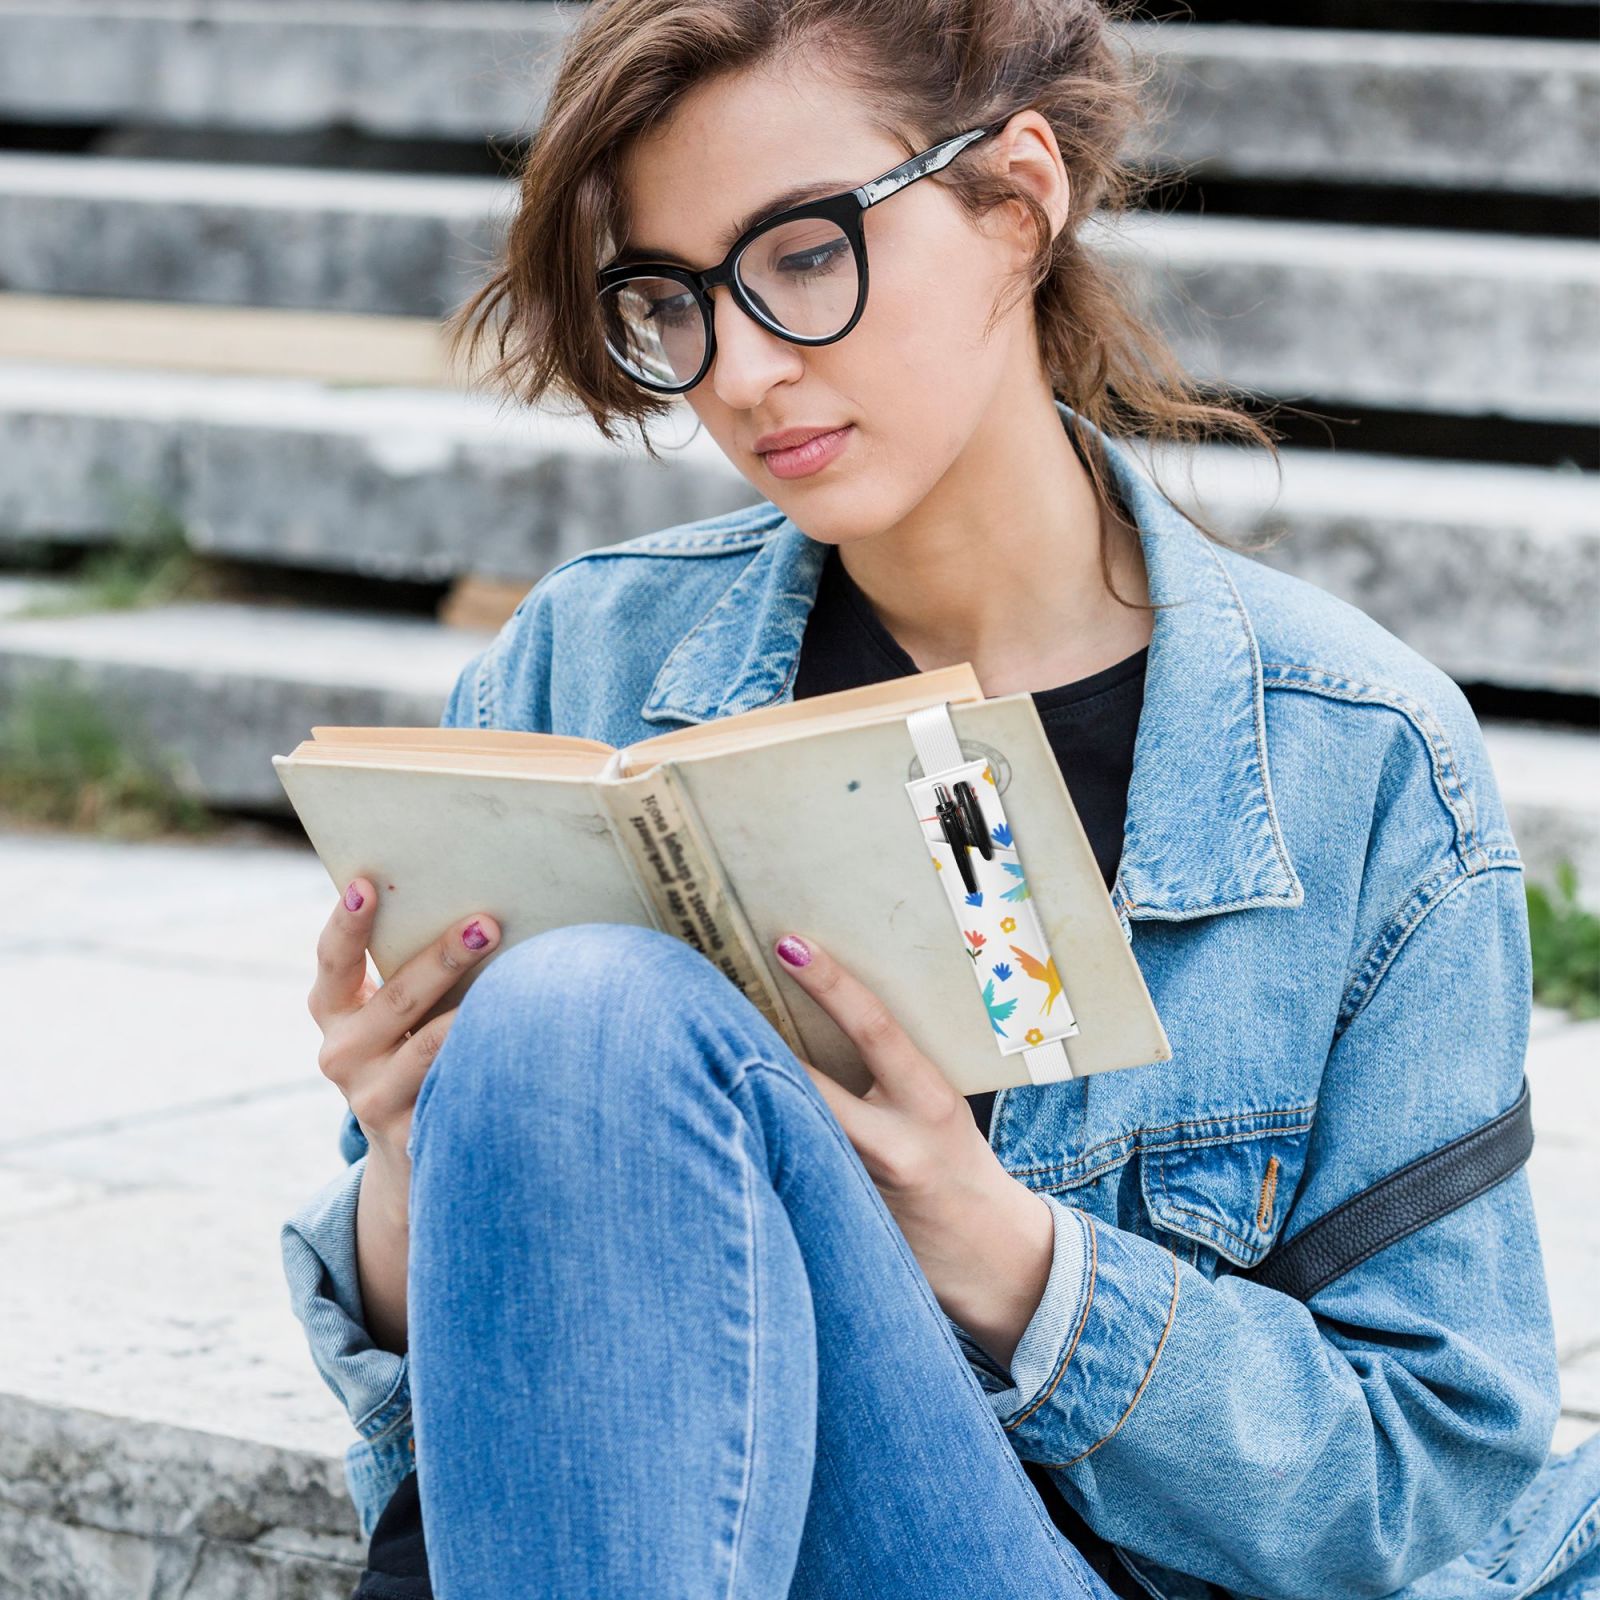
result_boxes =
[954,779,992,859]
[934,782,979,894]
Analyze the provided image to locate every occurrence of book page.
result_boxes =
[271,757,659,1026]
[596,769,800,1049]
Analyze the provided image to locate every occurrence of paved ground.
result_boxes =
[2,816,1596,1481]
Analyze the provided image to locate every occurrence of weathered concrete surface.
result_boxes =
[1,6,1592,194]
[1134,24,1600,195]
[0,0,576,142]
[0,364,758,585]
[0,1398,363,1598]
[1095,211,1600,425]
[2,153,1594,421]
[0,154,509,318]
[0,824,373,1594]
[1143,439,1600,698]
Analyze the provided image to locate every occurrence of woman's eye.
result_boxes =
[777,238,850,277]
[645,295,698,329]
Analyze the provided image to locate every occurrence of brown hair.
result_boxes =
[448,0,1290,608]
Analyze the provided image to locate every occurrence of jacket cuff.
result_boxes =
[991,1204,1181,1465]
[975,1196,1090,1420]
[278,1154,412,1444]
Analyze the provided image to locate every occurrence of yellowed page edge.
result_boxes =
[617,662,984,776]
[310,725,616,757]
[273,749,610,781]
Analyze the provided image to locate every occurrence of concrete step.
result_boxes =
[0,823,378,1596]
[1098,210,1600,425]
[0,598,1595,889]
[1143,438,1600,697]
[0,0,576,143]
[1,362,1592,693]
[0,153,508,319]
[0,361,757,586]
[1480,720,1600,907]
[0,817,1593,1590]
[0,597,497,809]
[0,4,1592,195]
[1135,23,1600,197]
[3,153,1593,421]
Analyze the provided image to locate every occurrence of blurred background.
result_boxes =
[0,2,1595,1592]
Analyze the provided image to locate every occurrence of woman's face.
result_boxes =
[616,57,1065,543]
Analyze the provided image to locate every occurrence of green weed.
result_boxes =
[10,485,211,618]
[0,673,218,839]
[1527,861,1600,1022]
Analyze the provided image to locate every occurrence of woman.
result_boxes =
[280,1,1600,1595]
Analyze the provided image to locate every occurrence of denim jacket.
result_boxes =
[280,402,1600,1597]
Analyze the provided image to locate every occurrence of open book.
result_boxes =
[271,663,1170,1097]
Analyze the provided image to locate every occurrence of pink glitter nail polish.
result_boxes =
[775,935,811,968]
[344,882,365,912]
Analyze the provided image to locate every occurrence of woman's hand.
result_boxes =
[306,878,502,1355]
[771,932,1055,1374]
[307,877,502,1179]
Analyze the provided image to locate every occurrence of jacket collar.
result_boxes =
[640,402,1304,921]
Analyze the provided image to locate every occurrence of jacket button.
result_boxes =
[408,1437,415,1455]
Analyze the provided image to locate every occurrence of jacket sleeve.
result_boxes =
[276,635,501,1539]
[986,857,1561,1598]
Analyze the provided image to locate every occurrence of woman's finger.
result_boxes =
[355,1005,462,1147]
[348,911,501,1060]
[308,877,380,1028]
[773,932,951,1114]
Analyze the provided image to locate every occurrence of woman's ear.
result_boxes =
[977,110,1072,270]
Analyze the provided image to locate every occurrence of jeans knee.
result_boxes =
[431,921,740,1106]
[465,920,716,1023]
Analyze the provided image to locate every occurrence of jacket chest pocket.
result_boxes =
[1133,1119,1315,1272]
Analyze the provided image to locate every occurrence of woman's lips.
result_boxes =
[760,425,853,479]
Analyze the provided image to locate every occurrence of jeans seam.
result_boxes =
[738,1060,1105,1594]
[724,1141,759,1600]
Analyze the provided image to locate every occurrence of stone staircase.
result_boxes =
[1,2,1596,1593]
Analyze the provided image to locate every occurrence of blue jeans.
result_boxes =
[404,921,1115,1598]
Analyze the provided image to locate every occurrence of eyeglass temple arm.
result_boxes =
[854,119,1008,210]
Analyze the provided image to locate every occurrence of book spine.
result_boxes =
[597,765,802,1052]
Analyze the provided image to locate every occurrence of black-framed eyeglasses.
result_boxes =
[594,117,1011,394]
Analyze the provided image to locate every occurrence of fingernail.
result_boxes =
[775,935,811,968]
[344,882,365,912]
[462,920,490,950]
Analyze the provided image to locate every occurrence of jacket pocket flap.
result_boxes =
[1140,1124,1313,1269]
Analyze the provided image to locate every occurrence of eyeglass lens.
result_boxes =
[600,214,860,389]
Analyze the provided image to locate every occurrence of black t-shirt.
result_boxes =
[790,543,1146,1142]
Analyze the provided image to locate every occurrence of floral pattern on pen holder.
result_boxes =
[902,754,1080,1058]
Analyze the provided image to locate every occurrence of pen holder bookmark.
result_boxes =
[903,702,1079,1085]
